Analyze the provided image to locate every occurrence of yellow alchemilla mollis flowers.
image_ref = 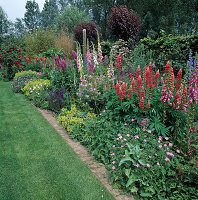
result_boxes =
[58,104,96,134]
[22,79,50,96]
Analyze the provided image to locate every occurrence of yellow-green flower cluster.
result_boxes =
[22,79,50,96]
[14,70,38,79]
[57,104,96,134]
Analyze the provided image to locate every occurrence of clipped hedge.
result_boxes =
[140,32,198,72]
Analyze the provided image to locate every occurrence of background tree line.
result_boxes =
[0,0,197,42]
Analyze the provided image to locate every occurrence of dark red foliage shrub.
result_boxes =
[74,21,103,46]
[108,5,141,42]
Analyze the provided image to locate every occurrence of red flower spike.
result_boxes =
[119,86,124,99]
[146,100,150,109]
[116,82,120,97]
[180,86,187,111]
[154,70,160,88]
[170,67,174,91]
[139,97,144,109]
[136,75,142,99]
[173,92,180,109]
[143,66,147,86]
[128,85,133,99]
[132,78,135,91]
[121,82,126,93]
[136,65,141,80]
[140,86,145,99]
[148,62,152,70]
[176,69,182,91]
[164,61,170,86]
[145,67,151,88]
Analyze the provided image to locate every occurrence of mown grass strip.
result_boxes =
[0,82,115,200]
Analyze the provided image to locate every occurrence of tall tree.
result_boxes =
[24,0,41,33]
[13,18,25,38]
[83,0,117,39]
[56,5,90,33]
[0,6,10,39]
[41,0,58,29]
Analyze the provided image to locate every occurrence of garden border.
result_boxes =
[37,108,134,200]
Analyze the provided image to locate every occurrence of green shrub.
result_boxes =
[22,79,50,108]
[0,37,24,80]
[22,78,50,96]
[11,73,42,93]
[101,41,114,57]
[140,32,198,71]
[14,70,38,79]
[57,104,96,134]
[24,29,55,57]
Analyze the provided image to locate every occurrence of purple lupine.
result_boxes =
[104,55,108,68]
[60,59,67,72]
[187,63,198,105]
[72,50,77,60]
[55,55,61,69]
[129,64,133,74]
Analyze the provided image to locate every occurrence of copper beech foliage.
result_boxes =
[107,5,141,42]
[74,21,103,46]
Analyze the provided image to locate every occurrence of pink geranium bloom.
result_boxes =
[144,139,147,142]
[148,130,151,133]
[165,137,169,140]
[146,163,150,167]
[157,162,160,166]
[136,163,140,167]
[165,157,170,162]
[126,134,130,137]
[176,150,180,153]
[159,145,162,148]
[112,166,116,170]
[123,155,125,157]
[112,161,115,164]
[169,143,173,146]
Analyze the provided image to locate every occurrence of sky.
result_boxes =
[0,0,45,22]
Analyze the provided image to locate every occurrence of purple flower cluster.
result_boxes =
[47,88,70,112]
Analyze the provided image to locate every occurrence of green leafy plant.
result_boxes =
[11,72,42,93]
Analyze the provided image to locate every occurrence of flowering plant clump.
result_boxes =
[11,73,42,93]
[108,128,197,199]
[0,40,24,80]
[22,79,50,108]
[77,74,108,111]
[57,104,96,134]
[14,70,38,79]
[46,88,71,113]
[22,79,50,97]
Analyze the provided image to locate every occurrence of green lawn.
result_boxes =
[0,82,115,200]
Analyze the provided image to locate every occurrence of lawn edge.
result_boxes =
[37,108,134,200]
